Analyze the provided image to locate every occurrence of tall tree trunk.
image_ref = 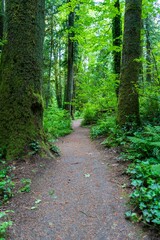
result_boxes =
[145,17,152,82]
[0,0,5,52]
[46,14,54,109]
[112,0,122,97]
[117,0,142,127]
[0,0,3,40]
[53,44,61,108]
[0,0,45,159]
[57,41,63,108]
[64,9,74,116]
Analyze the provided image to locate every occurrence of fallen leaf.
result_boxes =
[35,199,41,204]
[85,173,91,178]
[31,206,37,210]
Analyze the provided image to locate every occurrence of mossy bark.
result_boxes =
[0,0,45,159]
[117,0,142,127]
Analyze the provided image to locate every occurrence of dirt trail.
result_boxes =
[8,120,150,240]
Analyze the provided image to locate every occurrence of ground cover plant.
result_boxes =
[43,106,72,140]
[0,155,14,239]
[86,108,160,227]
[125,125,160,225]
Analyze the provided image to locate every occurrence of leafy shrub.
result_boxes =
[0,164,14,205]
[125,125,160,225]
[82,104,99,125]
[29,141,41,155]
[125,125,160,160]
[43,107,72,139]
[50,145,60,156]
[140,94,160,125]
[74,111,83,119]
[101,127,127,148]
[0,210,13,240]
[90,115,116,139]
[18,178,31,193]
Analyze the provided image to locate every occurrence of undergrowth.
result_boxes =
[89,113,160,227]
[124,125,160,225]
[43,107,72,139]
[0,155,14,239]
[0,210,13,240]
[0,161,14,206]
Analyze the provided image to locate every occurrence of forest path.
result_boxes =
[8,120,150,240]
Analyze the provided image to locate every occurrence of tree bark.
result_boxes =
[0,0,3,40]
[0,0,45,159]
[112,0,122,97]
[64,8,74,116]
[145,17,152,82]
[117,0,142,127]
[46,14,54,109]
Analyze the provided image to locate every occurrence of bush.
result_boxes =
[43,107,72,139]
[0,161,14,205]
[140,95,160,125]
[90,115,116,139]
[125,125,160,225]
[81,104,99,125]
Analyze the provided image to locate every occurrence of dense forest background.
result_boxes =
[0,0,160,234]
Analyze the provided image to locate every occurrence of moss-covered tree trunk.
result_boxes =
[0,0,45,159]
[117,0,142,126]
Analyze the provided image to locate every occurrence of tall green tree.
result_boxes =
[118,0,142,126]
[112,0,122,97]
[64,1,75,116]
[0,0,45,159]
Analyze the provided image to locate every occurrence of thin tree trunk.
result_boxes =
[53,45,61,108]
[46,14,54,108]
[118,0,142,127]
[112,0,122,97]
[57,41,63,108]
[64,9,75,116]
[145,17,152,82]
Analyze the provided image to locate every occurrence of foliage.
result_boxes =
[125,125,160,225]
[81,104,99,125]
[89,114,160,226]
[90,114,130,148]
[18,178,31,193]
[140,94,160,125]
[29,141,41,156]
[43,106,72,139]
[0,161,14,205]
[50,145,61,156]
[90,115,116,139]
[0,210,13,240]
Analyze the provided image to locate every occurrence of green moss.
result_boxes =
[0,0,45,160]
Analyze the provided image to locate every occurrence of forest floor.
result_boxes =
[6,120,156,239]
